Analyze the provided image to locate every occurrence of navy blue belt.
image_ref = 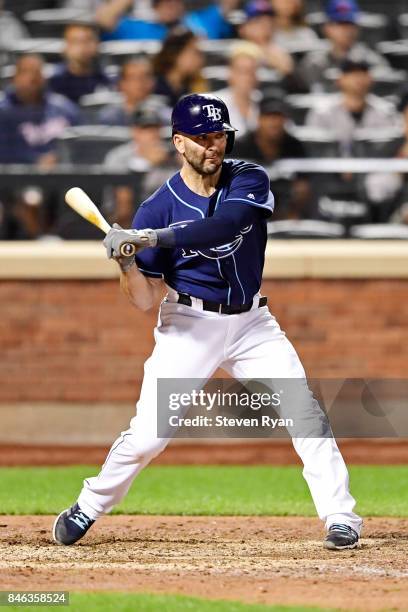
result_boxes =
[177,293,267,315]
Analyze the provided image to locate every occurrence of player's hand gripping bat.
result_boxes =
[64,187,137,257]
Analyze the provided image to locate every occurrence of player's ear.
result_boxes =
[173,133,185,155]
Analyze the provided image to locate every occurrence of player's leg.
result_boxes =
[54,301,227,544]
[222,306,362,547]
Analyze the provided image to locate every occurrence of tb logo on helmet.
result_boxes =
[202,104,222,121]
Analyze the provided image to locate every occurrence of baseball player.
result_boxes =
[53,94,362,550]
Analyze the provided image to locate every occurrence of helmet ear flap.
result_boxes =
[226,132,235,154]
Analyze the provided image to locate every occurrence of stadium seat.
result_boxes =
[56,126,131,165]
[23,9,94,38]
[288,126,339,157]
[100,40,164,61]
[319,0,403,17]
[377,40,408,71]
[306,11,390,46]
[352,127,404,157]
[398,14,408,39]
[323,64,406,97]
[198,39,236,67]
[350,223,408,238]
[100,39,237,69]
[267,219,345,238]
[316,194,371,229]
[79,91,124,123]
[54,209,106,240]
[286,94,334,125]
[0,64,15,90]
[369,66,406,97]
[184,0,211,10]
[5,38,63,62]
[202,65,282,93]
[278,39,329,58]
[309,169,372,229]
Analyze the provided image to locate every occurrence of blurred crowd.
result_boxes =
[1,0,408,239]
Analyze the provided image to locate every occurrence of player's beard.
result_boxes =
[183,149,223,176]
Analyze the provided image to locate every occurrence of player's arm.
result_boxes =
[119,265,165,312]
[104,200,260,255]
[104,223,165,312]
[155,200,257,249]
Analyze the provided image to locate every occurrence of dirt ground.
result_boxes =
[2,441,407,611]
[1,516,408,611]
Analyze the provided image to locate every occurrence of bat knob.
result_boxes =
[120,243,136,257]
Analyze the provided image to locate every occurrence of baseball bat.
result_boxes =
[64,187,136,257]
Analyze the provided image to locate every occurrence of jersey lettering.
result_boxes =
[170,221,252,260]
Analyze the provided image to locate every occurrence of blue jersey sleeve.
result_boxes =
[157,200,258,249]
[131,201,166,279]
[224,164,274,217]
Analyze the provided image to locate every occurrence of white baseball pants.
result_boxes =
[78,290,362,535]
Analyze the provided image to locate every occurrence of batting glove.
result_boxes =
[103,224,157,272]
[103,223,158,266]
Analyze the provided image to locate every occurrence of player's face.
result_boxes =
[175,132,227,176]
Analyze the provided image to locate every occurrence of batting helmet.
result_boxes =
[171,93,237,154]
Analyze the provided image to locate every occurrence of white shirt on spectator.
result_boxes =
[306,93,402,147]
[63,0,152,18]
[273,26,319,51]
[212,87,261,137]
[0,11,28,57]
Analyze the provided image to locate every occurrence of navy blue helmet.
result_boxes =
[171,93,237,153]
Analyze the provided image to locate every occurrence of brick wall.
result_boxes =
[1,279,407,402]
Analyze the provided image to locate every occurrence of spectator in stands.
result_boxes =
[0,54,80,165]
[185,0,241,40]
[0,54,80,239]
[395,95,408,160]
[299,0,388,92]
[271,0,319,50]
[152,27,206,108]
[3,0,55,19]
[0,0,28,66]
[97,56,169,126]
[235,97,307,163]
[365,94,408,223]
[234,97,312,219]
[104,102,178,225]
[306,59,401,155]
[63,0,101,11]
[99,0,185,41]
[213,42,262,137]
[49,23,111,104]
[237,0,295,79]
[97,0,239,41]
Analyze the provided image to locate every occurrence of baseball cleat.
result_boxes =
[53,502,95,545]
[324,523,359,550]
